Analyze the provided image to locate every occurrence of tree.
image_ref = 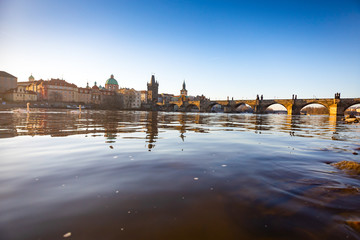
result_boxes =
[301,106,328,115]
[49,91,63,102]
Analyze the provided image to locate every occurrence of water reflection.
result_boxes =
[0,110,359,144]
[146,111,158,151]
[0,109,360,240]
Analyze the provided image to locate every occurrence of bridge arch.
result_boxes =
[344,102,360,111]
[299,103,329,115]
[234,102,254,113]
[263,103,288,114]
[205,102,226,112]
[344,103,360,114]
[184,104,200,112]
[210,103,224,113]
[298,101,329,110]
[166,103,180,112]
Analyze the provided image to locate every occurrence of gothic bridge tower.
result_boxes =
[147,75,159,103]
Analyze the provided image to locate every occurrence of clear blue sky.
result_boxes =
[1,0,359,100]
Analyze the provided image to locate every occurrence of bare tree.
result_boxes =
[49,91,63,102]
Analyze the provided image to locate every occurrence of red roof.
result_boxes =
[43,78,77,88]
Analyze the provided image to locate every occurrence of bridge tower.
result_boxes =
[147,75,159,103]
[180,80,188,101]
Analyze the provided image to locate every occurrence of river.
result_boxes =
[0,109,359,239]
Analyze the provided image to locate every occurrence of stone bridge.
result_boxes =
[157,96,360,116]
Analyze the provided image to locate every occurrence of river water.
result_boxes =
[0,109,359,240]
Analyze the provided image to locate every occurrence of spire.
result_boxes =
[150,75,155,84]
[182,80,186,90]
[111,74,114,78]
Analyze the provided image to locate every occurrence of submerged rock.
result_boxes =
[346,220,360,233]
[344,118,359,124]
[331,161,360,175]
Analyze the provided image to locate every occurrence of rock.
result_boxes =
[63,232,71,238]
[344,118,359,123]
[346,220,360,233]
[331,161,360,175]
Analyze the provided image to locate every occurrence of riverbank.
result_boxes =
[0,101,139,111]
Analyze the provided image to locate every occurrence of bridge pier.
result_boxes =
[224,106,232,113]
[253,103,264,114]
[329,104,345,116]
[287,105,301,115]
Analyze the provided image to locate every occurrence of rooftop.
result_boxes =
[0,71,16,78]
[106,74,118,85]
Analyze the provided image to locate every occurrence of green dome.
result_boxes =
[106,74,118,85]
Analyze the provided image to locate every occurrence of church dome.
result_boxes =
[106,74,118,85]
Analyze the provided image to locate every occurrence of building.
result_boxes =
[193,94,208,101]
[78,87,92,104]
[158,93,174,104]
[180,80,188,101]
[91,82,101,105]
[78,80,117,106]
[4,85,37,102]
[118,88,141,109]
[140,90,148,103]
[100,88,118,107]
[105,74,119,91]
[27,78,78,102]
[147,75,159,103]
[0,71,17,94]
[23,75,122,107]
[0,72,138,109]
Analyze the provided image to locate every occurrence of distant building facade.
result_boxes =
[118,88,141,109]
[78,87,92,104]
[140,90,148,103]
[23,75,119,106]
[158,93,174,104]
[27,78,78,102]
[91,82,101,105]
[0,71,17,94]
[147,75,159,103]
[4,85,37,102]
[1,73,132,109]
